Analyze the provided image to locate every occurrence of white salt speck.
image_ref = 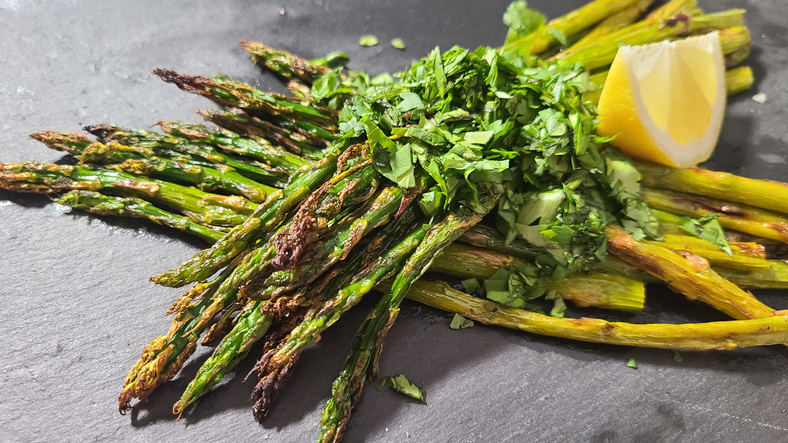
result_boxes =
[756,153,785,165]
[752,93,767,104]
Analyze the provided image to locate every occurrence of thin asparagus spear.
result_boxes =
[198,108,327,158]
[173,300,273,415]
[406,280,788,350]
[501,0,643,55]
[319,196,497,442]
[240,40,329,84]
[158,120,312,174]
[54,190,225,243]
[153,69,336,128]
[561,0,697,54]
[606,226,776,320]
[641,187,788,244]
[150,149,340,287]
[566,0,655,51]
[555,10,746,70]
[87,124,289,187]
[636,160,788,216]
[0,161,255,227]
[31,131,273,203]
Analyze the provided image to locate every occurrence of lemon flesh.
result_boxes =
[596,32,726,168]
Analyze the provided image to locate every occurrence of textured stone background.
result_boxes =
[1,1,787,441]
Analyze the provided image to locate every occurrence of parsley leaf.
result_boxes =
[449,314,475,329]
[387,375,425,402]
[502,1,546,46]
[680,214,733,256]
[391,38,406,50]
[359,35,379,47]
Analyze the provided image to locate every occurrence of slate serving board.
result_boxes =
[2,0,787,441]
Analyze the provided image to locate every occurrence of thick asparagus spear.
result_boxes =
[406,280,788,350]
[31,131,273,203]
[555,10,746,70]
[562,0,696,53]
[501,0,643,55]
[636,160,788,216]
[641,187,788,244]
[0,161,255,227]
[606,226,775,320]
[54,190,225,243]
[566,0,655,51]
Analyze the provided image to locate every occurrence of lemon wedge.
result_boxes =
[596,32,726,168]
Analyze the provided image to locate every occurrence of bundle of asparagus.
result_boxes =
[2,0,785,441]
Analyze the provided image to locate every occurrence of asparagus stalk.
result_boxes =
[173,300,273,415]
[432,243,646,311]
[0,161,255,227]
[87,124,289,187]
[555,10,746,70]
[636,160,788,216]
[566,0,655,51]
[501,0,643,55]
[240,40,329,84]
[605,226,776,320]
[561,0,697,55]
[157,120,312,174]
[31,131,273,203]
[319,196,497,442]
[197,108,328,158]
[406,280,788,350]
[54,190,225,243]
[641,187,788,244]
[153,69,337,128]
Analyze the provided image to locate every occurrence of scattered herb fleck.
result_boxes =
[388,375,425,401]
[627,358,638,369]
[391,38,406,50]
[449,314,474,329]
[680,214,733,256]
[673,351,683,363]
[359,35,379,47]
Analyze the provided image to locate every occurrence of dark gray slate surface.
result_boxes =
[1,1,787,442]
